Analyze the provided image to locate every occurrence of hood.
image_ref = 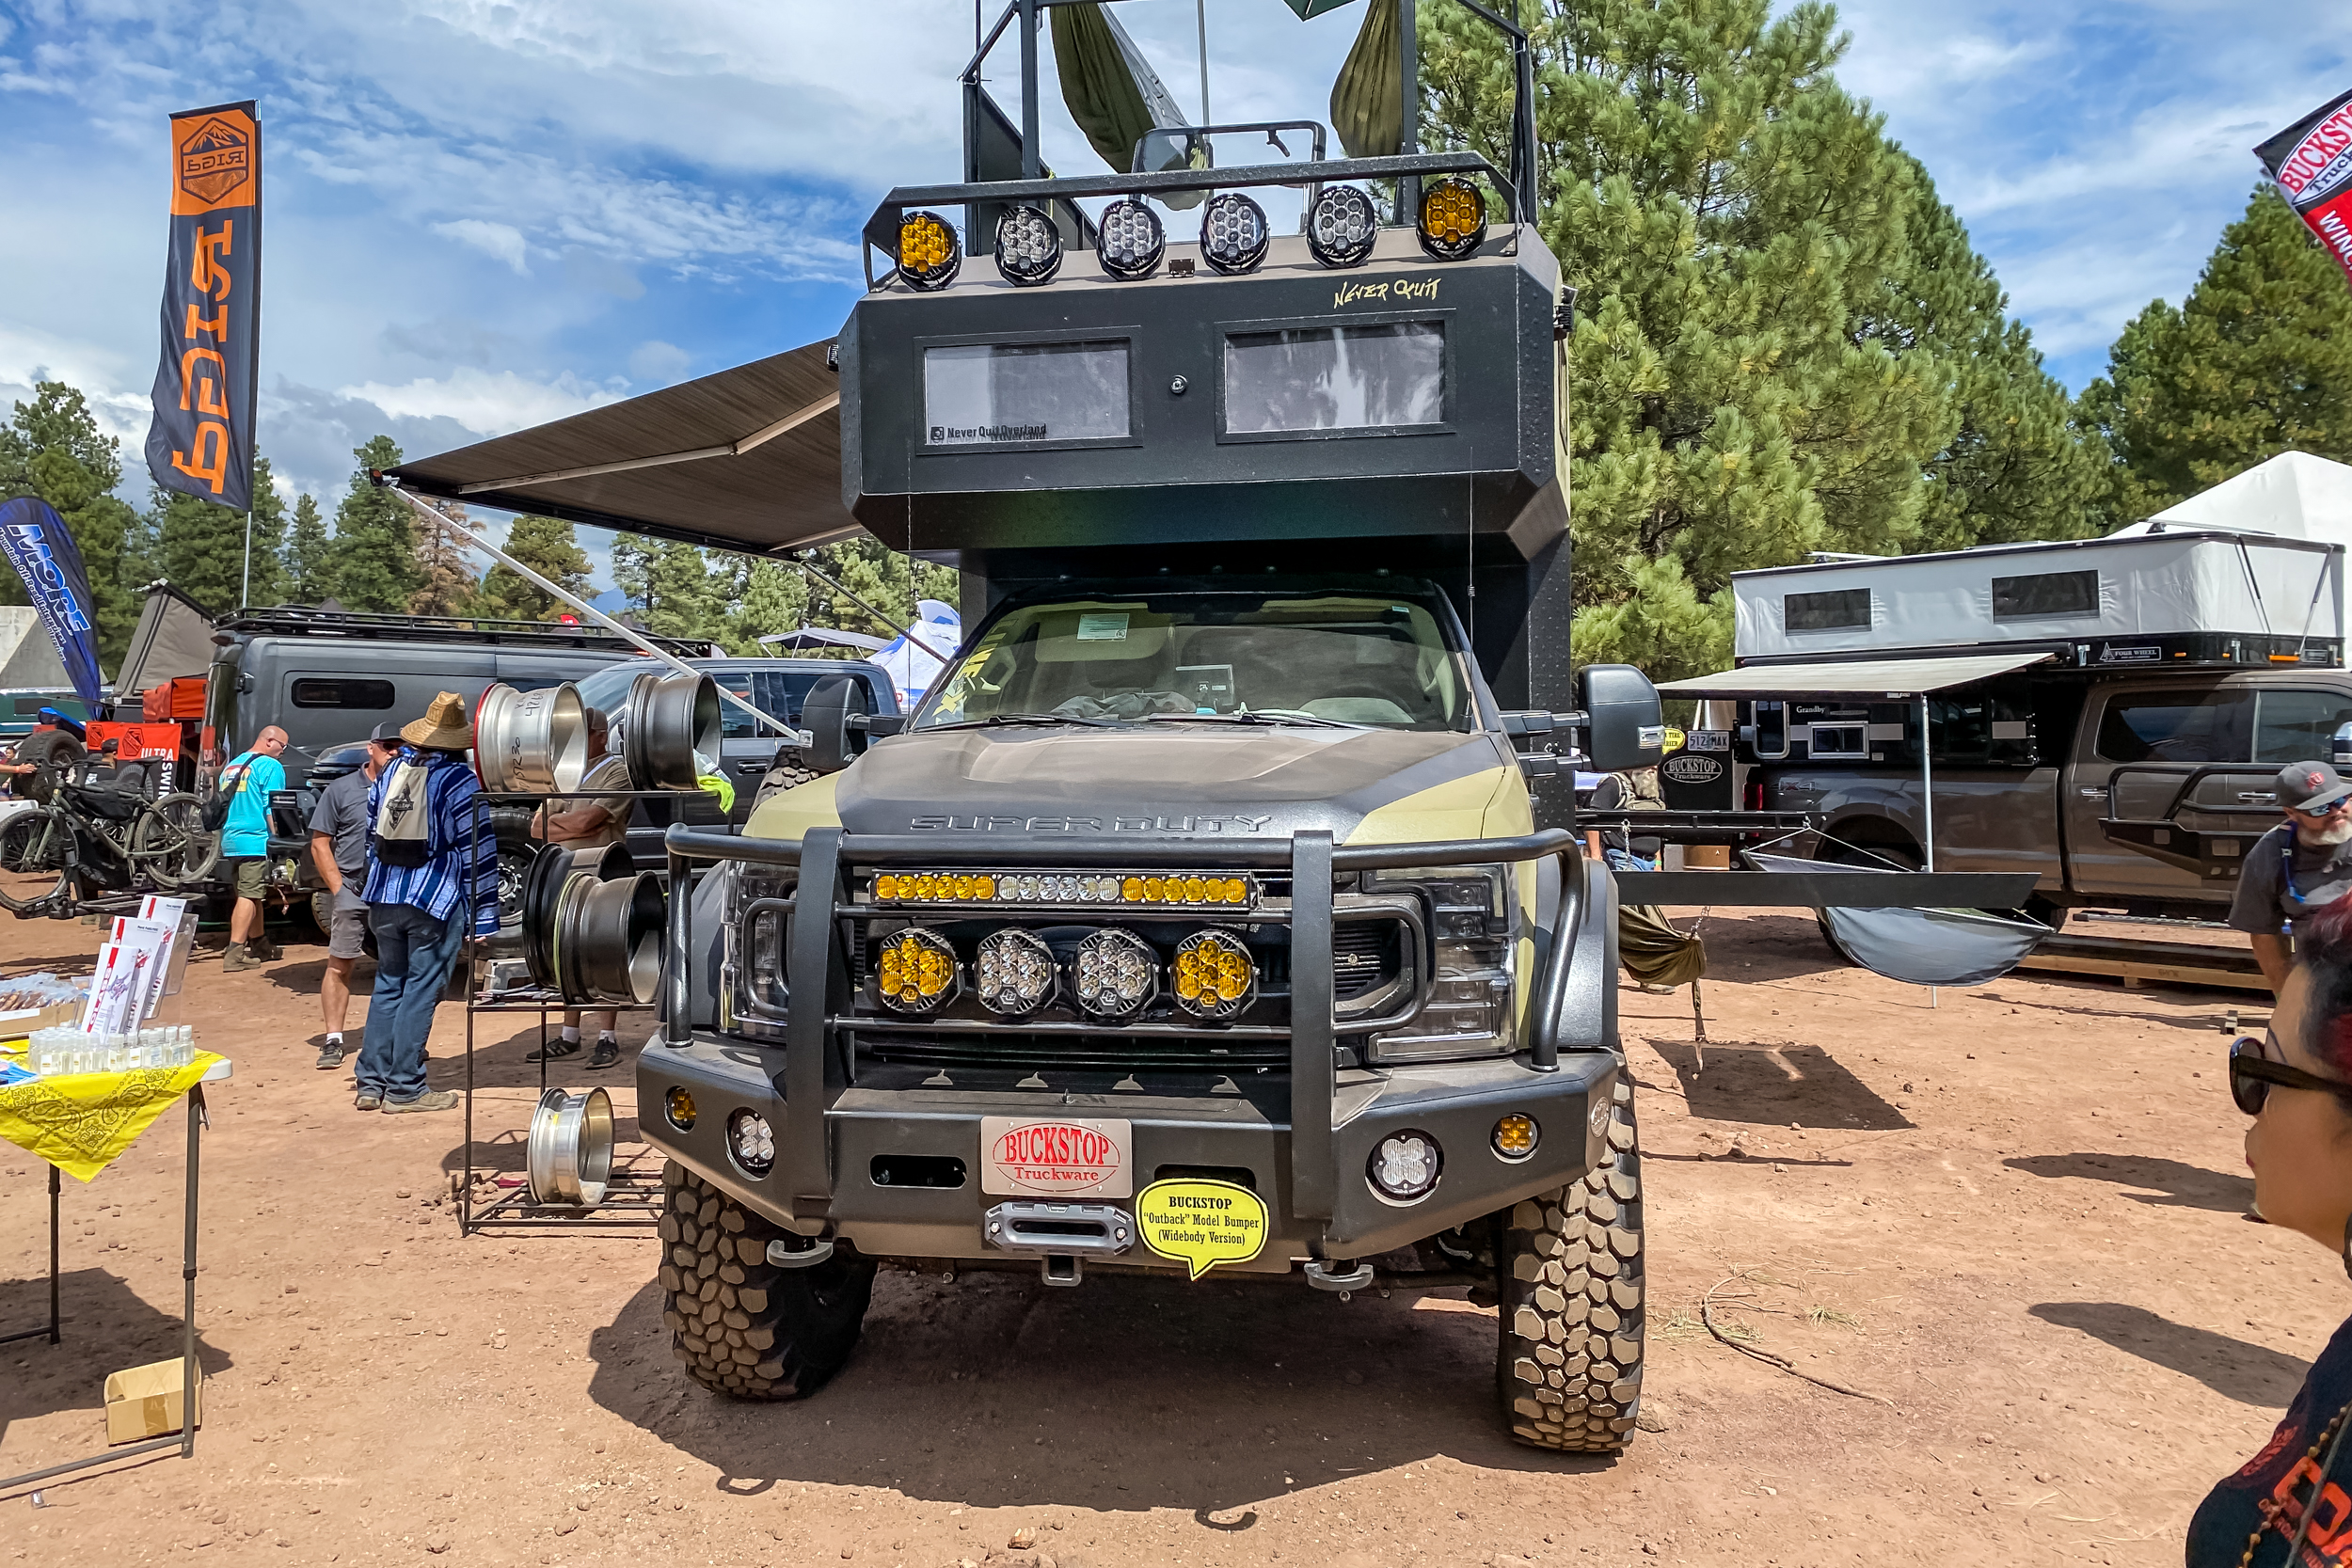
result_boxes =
[828,722,1516,843]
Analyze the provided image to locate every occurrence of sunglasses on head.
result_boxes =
[2230,1034,2352,1115]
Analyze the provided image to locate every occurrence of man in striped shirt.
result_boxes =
[356,691,498,1113]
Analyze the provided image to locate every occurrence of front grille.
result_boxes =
[1332,920,1401,1000]
[854,1026,1290,1073]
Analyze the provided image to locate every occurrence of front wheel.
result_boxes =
[130,793,220,888]
[660,1161,874,1399]
[1497,1068,1645,1451]
[0,806,72,913]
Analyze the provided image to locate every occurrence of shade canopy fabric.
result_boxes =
[113,582,219,696]
[1054,3,1192,174]
[1748,853,2048,986]
[1655,649,2056,701]
[386,339,859,558]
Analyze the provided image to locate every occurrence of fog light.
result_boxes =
[1072,927,1156,1019]
[994,203,1064,286]
[975,927,1056,1015]
[1306,183,1378,268]
[897,210,961,291]
[1368,1130,1441,1201]
[1492,1114,1538,1161]
[1097,198,1165,280]
[664,1086,697,1132]
[1171,927,1254,1021]
[875,927,959,1014]
[728,1109,775,1177]
[1416,176,1487,261]
[1200,192,1270,275]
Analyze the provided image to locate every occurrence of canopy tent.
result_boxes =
[1655,650,2056,701]
[386,339,859,558]
[2111,451,2352,546]
[0,607,73,692]
[112,582,218,697]
[759,627,889,653]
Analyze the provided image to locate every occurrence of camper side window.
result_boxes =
[2094,690,2249,765]
[1784,589,1869,633]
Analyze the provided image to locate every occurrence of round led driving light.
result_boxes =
[1097,198,1165,280]
[1368,1130,1442,1202]
[1492,1114,1538,1161]
[975,927,1057,1016]
[1306,183,1378,268]
[1200,192,1270,275]
[994,203,1064,286]
[874,927,959,1014]
[896,210,962,291]
[1416,177,1487,261]
[1072,927,1157,1020]
[664,1086,697,1132]
[728,1109,775,1177]
[1171,927,1254,1021]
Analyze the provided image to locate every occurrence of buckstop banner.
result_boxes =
[0,497,106,705]
[2259,87,2352,284]
[144,101,261,514]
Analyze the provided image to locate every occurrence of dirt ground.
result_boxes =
[0,903,2327,1567]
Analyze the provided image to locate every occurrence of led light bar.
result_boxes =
[870,872,1254,909]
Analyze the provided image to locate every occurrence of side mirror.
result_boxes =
[802,675,869,775]
[1577,664,1663,773]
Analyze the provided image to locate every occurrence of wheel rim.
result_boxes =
[0,812,71,911]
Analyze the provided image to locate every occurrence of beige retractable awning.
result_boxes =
[1655,650,2057,701]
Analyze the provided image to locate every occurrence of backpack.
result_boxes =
[373,755,435,869]
[202,754,254,832]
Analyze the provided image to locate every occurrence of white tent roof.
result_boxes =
[2111,451,2352,544]
[1658,650,2055,700]
[0,607,72,691]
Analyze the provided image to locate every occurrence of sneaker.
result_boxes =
[316,1040,347,1071]
[381,1089,460,1114]
[525,1037,582,1063]
[355,1090,383,1112]
[589,1037,621,1070]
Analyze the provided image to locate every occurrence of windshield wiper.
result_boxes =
[1141,711,1360,730]
[921,712,1120,731]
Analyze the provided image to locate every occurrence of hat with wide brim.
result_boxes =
[402,690,474,751]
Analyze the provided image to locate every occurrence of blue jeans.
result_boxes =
[359,902,466,1102]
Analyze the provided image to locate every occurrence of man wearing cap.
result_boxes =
[220,726,291,972]
[2229,759,2352,993]
[308,723,403,1072]
[355,693,496,1113]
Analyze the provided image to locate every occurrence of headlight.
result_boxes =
[1097,198,1165,280]
[975,927,1057,1016]
[875,927,959,1014]
[1364,863,1518,1064]
[1200,192,1270,275]
[723,860,797,1034]
[993,203,1064,286]
[1072,927,1156,1019]
[1416,177,1487,261]
[897,210,961,291]
[1171,928,1255,1021]
[1306,184,1378,269]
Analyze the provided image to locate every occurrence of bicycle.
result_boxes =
[0,778,220,915]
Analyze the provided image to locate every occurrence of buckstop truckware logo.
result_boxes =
[2260,87,2352,281]
[145,101,261,514]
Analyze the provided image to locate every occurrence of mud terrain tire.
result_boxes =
[1496,1068,1645,1451]
[659,1161,874,1399]
[750,753,818,815]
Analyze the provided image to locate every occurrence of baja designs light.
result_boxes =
[1416,177,1487,261]
[875,927,958,1014]
[728,1110,775,1177]
[1171,928,1255,1021]
[1072,927,1156,1020]
[871,872,1253,908]
[1097,198,1165,280]
[1306,184,1378,268]
[1492,1114,1538,1161]
[1200,192,1270,275]
[897,210,961,291]
[975,927,1057,1016]
[993,203,1064,286]
[1368,1130,1442,1201]
[663,1086,697,1132]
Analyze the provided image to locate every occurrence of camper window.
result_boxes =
[291,679,396,709]
[1222,322,1445,436]
[922,340,1131,447]
[1785,589,1869,633]
[2094,689,2249,765]
[2252,689,2352,765]
[1992,569,2099,621]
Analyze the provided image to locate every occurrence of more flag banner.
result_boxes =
[0,498,107,704]
[2258,87,2352,282]
[145,102,261,513]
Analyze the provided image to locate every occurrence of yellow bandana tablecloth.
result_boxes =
[0,1051,222,1182]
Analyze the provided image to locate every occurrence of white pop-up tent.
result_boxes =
[2110,451,2352,546]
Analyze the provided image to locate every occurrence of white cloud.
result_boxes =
[433,218,530,275]
[628,340,691,385]
[333,368,627,436]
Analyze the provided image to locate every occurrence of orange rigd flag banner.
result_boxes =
[144,103,261,512]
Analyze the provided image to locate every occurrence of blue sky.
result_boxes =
[2,0,2347,596]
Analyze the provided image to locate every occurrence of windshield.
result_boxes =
[915,594,1470,732]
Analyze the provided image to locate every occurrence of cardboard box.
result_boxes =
[1682,845,1733,870]
[104,1356,202,1444]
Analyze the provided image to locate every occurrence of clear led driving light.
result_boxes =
[1306,183,1378,268]
[1416,177,1487,261]
[1171,927,1255,1021]
[896,210,962,291]
[1072,927,1157,1020]
[975,927,1057,1016]
[875,927,959,1014]
[1200,192,1270,275]
[1096,198,1165,280]
[993,203,1064,285]
[728,1109,775,1177]
[1368,1129,1442,1201]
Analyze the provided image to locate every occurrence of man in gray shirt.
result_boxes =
[309,724,402,1070]
[2229,759,2352,994]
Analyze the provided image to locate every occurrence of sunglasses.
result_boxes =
[2230,1034,2352,1115]
[2290,798,2352,819]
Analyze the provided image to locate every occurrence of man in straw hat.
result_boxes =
[355,691,497,1112]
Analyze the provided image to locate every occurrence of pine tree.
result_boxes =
[410,498,481,617]
[2077,183,2352,522]
[804,538,959,642]
[723,559,813,655]
[474,515,593,622]
[328,436,421,612]
[284,493,333,605]
[150,454,287,612]
[611,533,656,617]
[643,541,725,641]
[0,381,143,668]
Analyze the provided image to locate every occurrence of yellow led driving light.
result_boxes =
[664,1086,697,1132]
[875,927,959,1014]
[1171,927,1255,1021]
[897,210,962,291]
[1417,176,1487,261]
[1492,1114,1538,1160]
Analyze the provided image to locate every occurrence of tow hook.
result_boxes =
[1305,1258,1375,1299]
[766,1234,835,1269]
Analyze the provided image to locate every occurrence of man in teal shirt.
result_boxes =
[220,725,290,973]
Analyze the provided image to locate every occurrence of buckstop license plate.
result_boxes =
[979,1116,1132,1198]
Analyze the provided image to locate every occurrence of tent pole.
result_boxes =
[1396,0,1419,225]
[1196,0,1211,124]
[1921,691,1937,1009]
[240,511,252,610]
[1019,0,1041,181]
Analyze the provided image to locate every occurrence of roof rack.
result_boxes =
[214,605,708,657]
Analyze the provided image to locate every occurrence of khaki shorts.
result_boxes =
[226,857,268,899]
[327,884,370,959]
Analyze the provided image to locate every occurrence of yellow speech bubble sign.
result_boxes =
[1136,1179,1267,1280]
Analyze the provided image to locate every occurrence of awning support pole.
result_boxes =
[1921,692,1937,1010]
[789,554,954,665]
[383,483,804,744]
